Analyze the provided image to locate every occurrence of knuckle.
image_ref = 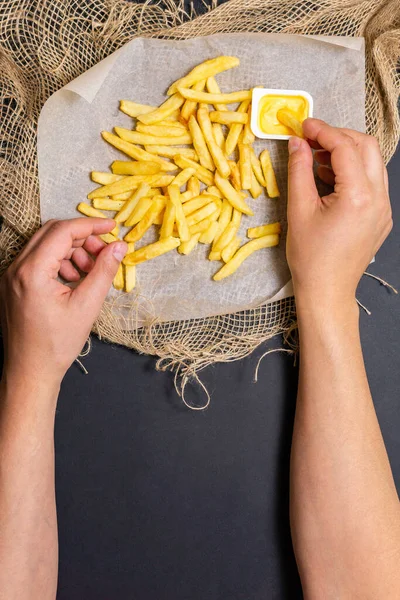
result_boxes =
[48,219,64,235]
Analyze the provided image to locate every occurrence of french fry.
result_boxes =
[114,183,151,223]
[242,106,255,143]
[146,119,187,130]
[123,237,180,265]
[247,222,281,238]
[160,197,176,238]
[124,197,165,242]
[190,217,216,235]
[187,175,201,197]
[101,131,173,171]
[221,236,241,262]
[93,199,125,211]
[210,111,248,125]
[249,147,266,186]
[112,191,134,201]
[213,234,280,280]
[100,232,118,244]
[91,172,123,185]
[213,208,241,253]
[188,115,215,171]
[178,88,251,104]
[181,79,206,123]
[180,190,194,203]
[214,172,253,215]
[113,264,125,290]
[173,155,214,186]
[125,242,136,293]
[168,185,190,242]
[186,202,218,228]
[77,203,120,236]
[178,232,201,255]
[228,160,241,192]
[182,193,215,216]
[153,207,165,225]
[119,101,156,117]
[205,185,223,198]
[111,161,163,176]
[212,123,225,149]
[249,171,262,199]
[137,93,185,125]
[208,250,221,261]
[211,198,232,251]
[225,100,251,156]
[205,76,228,111]
[170,167,197,188]
[197,107,230,178]
[199,220,219,244]
[136,123,188,138]
[168,56,240,95]
[115,126,192,147]
[260,149,280,198]
[144,145,198,161]
[276,108,304,137]
[151,175,175,188]
[124,196,154,227]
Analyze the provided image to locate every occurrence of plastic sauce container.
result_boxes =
[250,88,313,140]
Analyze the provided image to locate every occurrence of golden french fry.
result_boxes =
[276,108,304,137]
[119,101,156,117]
[199,220,219,244]
[111,161,163,176]
[144,145,198,161]
[187,175,201,197]
[260,149,280,198]
[249,170,263,198]
[212,198,232,250]
[137,93,185,125]
[160,197,176,238]
[228,160,242,192]
[124,196,154,227]
[249,147,266,186]
[114,183,151,223]
[136,123,188,138]
[124,197,165,242]
[210,111,248,125]
[190,217,215,235]
[213,209,241,253]
[247,222,281,238]
[100,232,118,244]
[186,202,218,228]
[212,123,225,149]
[113,264,125,290]
[205,185,223,198]
[221,236,241,262]
[178,88,251,105]
[146,119,187,130]
[123,237,180,265]
[178,232,201,255]
[206,76,228,111]
[91,172,123,185]
[112,191,134,201]
[170,167,197,189]
[173,155,214,186]
[181,79,206,123]
[168,56,240,95]
[93,199,125,211]
[225,100,251,156]
[115,126,192,147]
[213,234,280,280]
[214,172,253,215]
[153,207,165,225]
[78,203,108,220]
[182,193,215,216]
[238,143,252,190]
[208,250,221,261]
[188,115,215,171]
[180,190,194,203]
[101,131,173,171]
[197,107,230,178]
[125,262,136,292]
[168,185,190,242]
[242,106,255,143]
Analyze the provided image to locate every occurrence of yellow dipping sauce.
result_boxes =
[258,94,309,136]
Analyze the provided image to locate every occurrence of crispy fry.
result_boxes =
[188,115,215,171]
[136,123,188,138]
[153,207,165,225]
[221,236,241,262]
[249,171,263,198]
[114,183,151,223]
[180,190,193,203]
[260,149,280,198]
[160,197,176,238]
[168,184,190,242]
[145,119,187,130]
[225,100,251,156]
[87,176,149,200]
[124,197,165,242]
[115,126,192,147]
[187,175,201,197]
[182,194,216,216]
[210,111,248,125]
[101,131,172,171]
[168,56,240,95]
[99,232,118,244]
[205,76,228,111]
[208,250,221,261]
[178,232,201,255]
[178,88,251,104]
[113,264,125,290]
[124,196,154,227]
[125,255,136,292]
[144,145,198,161]
[247,222,281,238]
[228,160,241,192]
[93,199,125,211]
[197,107,230,178]
[214,172,253,215]
[77,203,107,219]
[199,220,219,244]
[212,198,232,250]
[242,106,255,143]
[190,217,215,235]
[91,172,123,185]
[212,123,225,149]
[180,79,206,123]
[170,167,197,188]
[119,101,156,117]
[112,191,134,201]
[186,202,218,228]
[213,208,241,253]
[213,234,280,280]
[276,108,304,137]
[249,147,266,186]
[111,161,162,176]
[205,185,223,198]
[173,155,214,186]
[137,93,185,125]
[123,237,180,265]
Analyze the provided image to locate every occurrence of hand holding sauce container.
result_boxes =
[250,88,313,140]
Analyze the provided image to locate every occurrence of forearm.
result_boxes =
[0,373,59,600]
[290,294,400,599]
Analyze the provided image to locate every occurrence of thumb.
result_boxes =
[72,241,127,314]
[287,137,318,218]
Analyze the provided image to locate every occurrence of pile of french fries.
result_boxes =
[77,56,282,293]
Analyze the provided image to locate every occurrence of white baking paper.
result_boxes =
[38,33,365,326]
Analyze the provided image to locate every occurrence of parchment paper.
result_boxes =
[38,33,365,325]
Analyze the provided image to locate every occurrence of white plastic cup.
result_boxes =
[250,88,313,140]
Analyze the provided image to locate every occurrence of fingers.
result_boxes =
[317,165,335,187]
[287,136,319,218]
[314,150,331,166]
[83,235,107,256]
[72,241,127,317]
[59,260,80,282]
[71,247,95,273]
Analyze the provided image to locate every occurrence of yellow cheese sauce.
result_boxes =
[258,94,309,135]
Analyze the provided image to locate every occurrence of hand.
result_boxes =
[286,118,392,308]
[0,218,127,389]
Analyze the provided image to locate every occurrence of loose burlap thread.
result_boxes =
[0,1,399,404]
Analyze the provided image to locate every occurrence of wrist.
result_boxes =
[294,286,359,327]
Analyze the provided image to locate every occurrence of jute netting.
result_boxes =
[0,0,399,402]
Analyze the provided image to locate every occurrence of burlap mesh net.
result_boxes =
[0,0,399,403]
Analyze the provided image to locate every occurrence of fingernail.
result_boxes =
[288,136,302,154]
[112,241,128,262]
